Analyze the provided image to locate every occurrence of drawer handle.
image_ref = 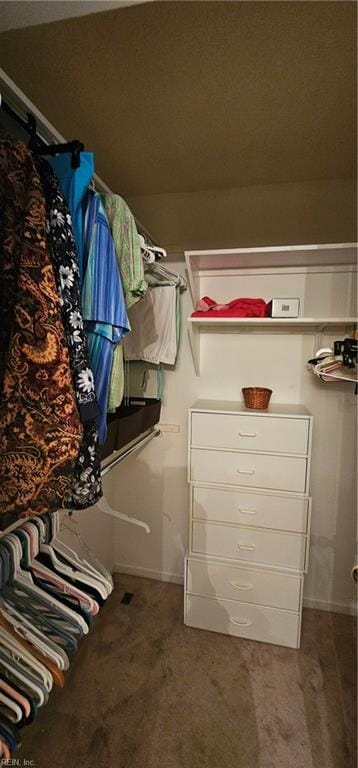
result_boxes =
[236,469,255,475]
[230,582,254,591]
[230,617,252,627]
[237,543,256,551]
[238,432,257,438]
[238,508,257,515]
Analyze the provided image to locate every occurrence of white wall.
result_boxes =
[104,262,357,615]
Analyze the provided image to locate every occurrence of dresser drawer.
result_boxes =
[186,557,303,611]
[192,521,306,570]
[185,594,301,648]
[192,486,308,533]
[191,412,309,455]
[190,448,308,493]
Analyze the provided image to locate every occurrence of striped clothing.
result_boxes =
[82,192,130,443]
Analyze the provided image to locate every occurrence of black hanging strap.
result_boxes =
[1,99,84,168]
[33,138,84,169]
[1,99,46,149]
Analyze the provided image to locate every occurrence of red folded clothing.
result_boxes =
[192,296,267,318]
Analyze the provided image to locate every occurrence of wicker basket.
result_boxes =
[242,387,272,410]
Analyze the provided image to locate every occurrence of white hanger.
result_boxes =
[7,530,91,633]
[50,512,113,596]
[0,691,23,723]
[38,541,109,601]
[0,601,69,672]
[31,517,110,601]
[56,512,114,592]
[97,496,150,534]
[9,528,89,631]
[48,512,112,592]
[139,235,167,261]
[0,627,53,692]
[53,537,113,596]
[0,652,46,707]
[151,245,167,260]
[145,260,187,289]
[21,522,101,613]
[0,625,54,691]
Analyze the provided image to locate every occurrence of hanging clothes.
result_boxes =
[82,192,131,443]
[36,158,98,422]
[103,194,147,307]
[124,264,185,401]
[48,152,94,286]
[144,262,186,345]
[35,158,102,510]
[123,285,178,366]
[103,194,148,412]
[0,135,83,528]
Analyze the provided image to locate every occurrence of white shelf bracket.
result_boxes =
[188,323,200,376]
[314,326,325,353]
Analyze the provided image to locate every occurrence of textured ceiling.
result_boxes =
[0,1,151,32]
[0,1,356,197]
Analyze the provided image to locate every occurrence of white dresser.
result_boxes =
[184,400,312,649]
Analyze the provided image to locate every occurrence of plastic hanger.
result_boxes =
[0,738,10,760]
[52,536,111,587]
[0,652,47,707]
[48,512,112,592]
[0,721,18,753]
[0,615,64,688]
[2,533,88,637]
[37,539,109,601]
[0,539,78,657]
[16,525,98,620]
[21,522,102,613]
[145,261,187,292]
[0,628,53,693]
[0,602,69,672]
[0,680,30,720]
[0,714,21,750]
[0,592,78,655]
[0,691,23,723]
[138,235,167,261]
[49,513,113,595]
[54,513,113,593]
[0,673,36,725]
[97,496,150,534]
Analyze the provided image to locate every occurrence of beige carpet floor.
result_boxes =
[19,575,356,768]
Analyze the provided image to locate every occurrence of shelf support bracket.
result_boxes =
[188,323,200,376]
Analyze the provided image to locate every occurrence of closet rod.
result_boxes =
[0,67,157,246]
[101,428,160,478]
[0,429,159,536]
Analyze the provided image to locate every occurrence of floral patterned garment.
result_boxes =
[36,157,102,509]
[0,135,83,528]
[36,157,99,422]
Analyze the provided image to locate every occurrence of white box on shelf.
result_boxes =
[269,298,300,317]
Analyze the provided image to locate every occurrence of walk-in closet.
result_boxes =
[0,2,356,767]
